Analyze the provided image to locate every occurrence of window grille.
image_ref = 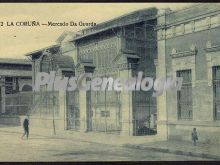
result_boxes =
[213,66,220,120]
[177,70,193,120]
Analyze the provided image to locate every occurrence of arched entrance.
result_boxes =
[21,85,32,92]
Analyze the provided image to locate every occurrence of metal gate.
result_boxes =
[133,90,157,136]
[3,91,59,117]
[213,66,220,120]
[88,72,121,133]
[0,87,2,113]
[29,91,59,117]
[91,90,121,133]
[4,92,33,116]
[66,90,80,130]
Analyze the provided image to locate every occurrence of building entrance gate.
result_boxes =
[66,90,80,130]
[85,71,122,133]
[90,89,121,133]
[133,90,157,136]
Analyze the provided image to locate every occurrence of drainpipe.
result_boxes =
[164,10,169,141]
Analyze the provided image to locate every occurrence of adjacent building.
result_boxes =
[0,58,32,124]
[156,4,220,143]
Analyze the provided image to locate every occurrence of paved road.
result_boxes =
[0,131,212,161]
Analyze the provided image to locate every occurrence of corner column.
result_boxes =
[76,62,95,133]
[155,9,171,140]
[58,91,67,130]
[119,64,134,136]
[78,76,88,132]
[0,77,5,114]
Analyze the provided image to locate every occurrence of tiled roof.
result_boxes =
[166,4,220,25]
[0,58,31,65]
[52,54,74,70]
[25,44,60,57]
[72,7,158,41]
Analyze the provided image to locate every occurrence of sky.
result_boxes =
[0,3,196,59]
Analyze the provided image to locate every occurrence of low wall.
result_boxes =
[167,122,220,144]
[0,116,21,126]
[28,116,66,131]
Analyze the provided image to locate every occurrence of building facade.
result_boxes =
[20,4,220,142]
[0,58,32,124]
[70,7,158,136]
[156,4,220,143]
[25,44,75,130]
[26,8,158,136]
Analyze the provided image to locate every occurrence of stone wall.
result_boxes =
[156,6,220,143]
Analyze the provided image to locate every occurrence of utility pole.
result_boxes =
[47,52,56,136]
[148,96,151,133]
[52,94,56,135]
[128,63,131,136]
[104,69,107,133]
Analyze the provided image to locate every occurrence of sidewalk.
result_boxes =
[125,140,220,160]
[0,125,220,160]
[0,125,162,145]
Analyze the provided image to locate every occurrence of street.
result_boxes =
[0,130,212,161]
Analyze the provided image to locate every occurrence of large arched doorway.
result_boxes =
[21,84,32,92]
[40,54,53,73]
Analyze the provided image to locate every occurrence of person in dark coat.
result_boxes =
[192,128,198,146]
[22,116,29,139]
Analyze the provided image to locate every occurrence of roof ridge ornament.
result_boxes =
[42,49,52,56]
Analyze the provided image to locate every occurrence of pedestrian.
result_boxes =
[22,115,29,140]
[192,128,198,146]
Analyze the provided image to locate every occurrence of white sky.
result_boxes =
[0,3,195,59]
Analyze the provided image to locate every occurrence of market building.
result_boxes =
[71,7,158,136]
[26,7,158,136]
[25,43,75,130]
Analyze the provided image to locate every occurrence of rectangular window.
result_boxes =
[213,66,220,120]
[135,27,145,40]
[177,70,193,120]
[5,77,13,94]
[101,111,110,117]
[124,25,135,39]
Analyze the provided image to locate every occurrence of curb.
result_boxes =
[124,144,220,160]
[0,128,131,147]
[1,128,220,160]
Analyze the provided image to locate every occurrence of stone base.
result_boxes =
[160,121,220,144]
[0,116,21,126]
[28,117,65,131]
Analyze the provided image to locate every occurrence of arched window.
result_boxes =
[41,55,52,73]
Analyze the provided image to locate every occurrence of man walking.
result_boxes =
[192,128,198,146]
[22,116,29,140]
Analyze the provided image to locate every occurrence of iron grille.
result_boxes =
[213,66,220,120]
[177,69,193,120]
